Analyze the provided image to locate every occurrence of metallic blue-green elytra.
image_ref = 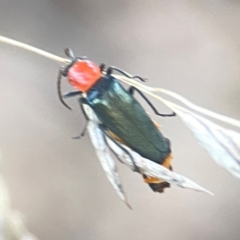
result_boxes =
[86,75,171,164]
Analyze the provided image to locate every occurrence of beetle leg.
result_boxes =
[62,91,82,98]
[72,99,90,139]
[128,86,176,117]
[98,124,140,173]
[79,98,90,121]
[106,66,147,82]
[72,120,89,139]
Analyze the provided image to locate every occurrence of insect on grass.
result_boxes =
[1,36,240,207]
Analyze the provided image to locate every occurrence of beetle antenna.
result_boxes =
[57,69,72,110]
[65,48,75,59]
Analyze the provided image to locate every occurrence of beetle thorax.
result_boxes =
[67,60,101,92]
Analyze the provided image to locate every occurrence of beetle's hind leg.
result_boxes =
[128,86,176,117]
[98,124,141,173]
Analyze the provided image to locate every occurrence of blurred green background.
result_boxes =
[0,0,240,239]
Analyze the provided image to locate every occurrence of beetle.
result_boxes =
[58,49,176,193]
[1,36,239,205]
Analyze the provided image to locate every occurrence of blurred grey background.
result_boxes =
[0,0,240,239]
